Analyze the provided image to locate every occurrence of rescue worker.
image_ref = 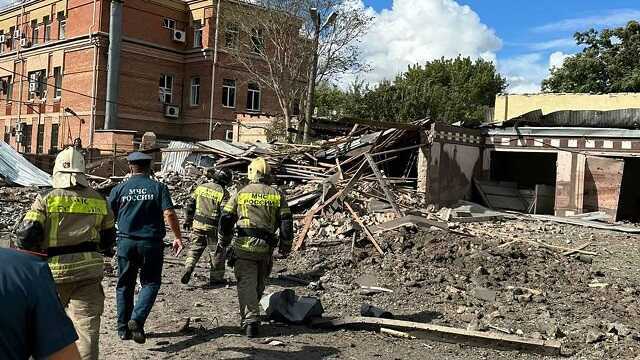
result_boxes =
[15,147,116,360]
[218,157,293,338]
[108,152,184,344]
[181,168,232,285]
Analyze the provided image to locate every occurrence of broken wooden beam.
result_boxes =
[344,201,385,256]
[365,153,403,217]
[312,317,561,356]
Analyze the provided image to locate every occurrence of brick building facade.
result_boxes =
[0,0,281,154]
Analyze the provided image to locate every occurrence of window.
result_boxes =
[159,74,173,104]
[22,124,32,152]
[44,16,51,42]
[1,76,12,101]
[28,70,45,99]
[31,20,39,45]
[193,20,202,48]
[162,18,176,29]
[50,123,59,151]
[0,31,4,53]
[190,77,200,106]
[222,79,236,108]
[224,23,239,49]
[57,12,66,39]
[36,124,44,153]
[250,28,264,53]
[8,26,16,49]
[225,129,233,142]
[3,126,9,143]
[53,67,62,98]
[246,83,260,111]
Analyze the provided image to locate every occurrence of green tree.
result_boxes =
[542,21,640,93]
[355,56,506,124]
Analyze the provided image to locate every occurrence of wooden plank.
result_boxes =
[561,242,592,256]
[531,214,640,234]
[312,317,561,356]
[365,154,403,217]
[344,202,385,256]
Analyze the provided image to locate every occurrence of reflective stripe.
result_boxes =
[24,210,45,224]
[237,192,281,207]
[234,237,270,254]
[47,196,108,215]
[195,186,224,202]
[223,200,236,213]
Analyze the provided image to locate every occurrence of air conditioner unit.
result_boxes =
[20,38,30,48]
[172,30,186,43]
[13,30,20,39]
[16,122,24,132]
[165,105,179,118]
[28,81,37,93]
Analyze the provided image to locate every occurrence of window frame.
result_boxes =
[31,19,39,45]
[43,16,51,42]
[50,123,59,151]
[246,82,261,112]
[222,79,236,108]
[57,12,66,40]
[36,123,44,154]
[159,74,174,104]
[8,26,14,49]
[22,124,32,152]
[163,18,176,30]
[190,77,200,106]
[27,70,45,100]
[3,125,10,144]
[224,23,239,49]
[250,28,264,54]
[53,67,62,98]
[1,75,12,102]
[193,20,203,48]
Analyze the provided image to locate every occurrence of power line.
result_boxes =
[0,64,181,115]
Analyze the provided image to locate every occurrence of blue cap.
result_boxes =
[127,152,153,162]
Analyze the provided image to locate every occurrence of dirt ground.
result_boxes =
[97,218,640,360]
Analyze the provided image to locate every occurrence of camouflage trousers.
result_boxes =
[184,231,226,282]
[234,257,272,327]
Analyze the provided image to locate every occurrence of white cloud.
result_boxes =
[351,0,502,85]
[549,51,570,70]
[533,9,640,33]
[528,38,577,51]
[498,51,575,94]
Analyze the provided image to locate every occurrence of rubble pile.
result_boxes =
[282,221,640,358]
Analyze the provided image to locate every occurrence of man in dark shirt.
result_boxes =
[108,152,184,344]
[0,248,81,360]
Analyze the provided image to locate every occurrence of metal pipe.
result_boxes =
[88,0,98,146]
[208,0,221,140]
[104,0,123,130]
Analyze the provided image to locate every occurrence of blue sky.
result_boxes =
[356,0,640,93]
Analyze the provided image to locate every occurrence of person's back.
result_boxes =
[109,174,172,240]
[0,248,80,360]
[26,186,112,283]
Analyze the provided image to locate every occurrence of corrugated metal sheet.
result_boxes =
[493,108,640,129]
[160,141,198,174]
[0,141,51,187]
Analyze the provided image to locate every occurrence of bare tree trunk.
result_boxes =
[282,107,292,143]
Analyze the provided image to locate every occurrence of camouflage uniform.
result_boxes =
[182,182,229,284]
[218,177,293,335]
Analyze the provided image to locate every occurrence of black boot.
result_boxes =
[118,330,132,341]
[128,320,146,344]
[181,269,193,284]
[245,322,259,338]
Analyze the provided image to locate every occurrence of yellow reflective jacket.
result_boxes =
[191,182,227,233]
[21,187,115,283]
[219,182,293,259]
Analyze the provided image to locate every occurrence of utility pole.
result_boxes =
[105,0,123,130]
[302,8,337,143]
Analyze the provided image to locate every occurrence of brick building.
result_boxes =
[0,0,282,155]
